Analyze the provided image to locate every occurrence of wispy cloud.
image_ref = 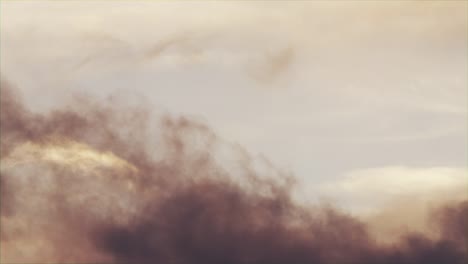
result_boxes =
[316,166,468,213]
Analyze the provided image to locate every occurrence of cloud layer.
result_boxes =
[1,79,467,264]
[0,2,467,263]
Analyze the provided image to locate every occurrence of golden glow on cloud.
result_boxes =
[1,139,138,174]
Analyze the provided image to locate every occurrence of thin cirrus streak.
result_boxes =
[0,79,467,264]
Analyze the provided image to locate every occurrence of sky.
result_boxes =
[1,0,467,213]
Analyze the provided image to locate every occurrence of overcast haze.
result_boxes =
[1,1,467,212]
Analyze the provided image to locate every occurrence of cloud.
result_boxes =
[2,79,468,263]
[317,166,468,213]
[313,166,467,243]
[247,46,295,83]
[2,1,465,80]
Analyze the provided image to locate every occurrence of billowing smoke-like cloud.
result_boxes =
[0,79,467,264]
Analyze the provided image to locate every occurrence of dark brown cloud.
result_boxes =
[0,78,466,263]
